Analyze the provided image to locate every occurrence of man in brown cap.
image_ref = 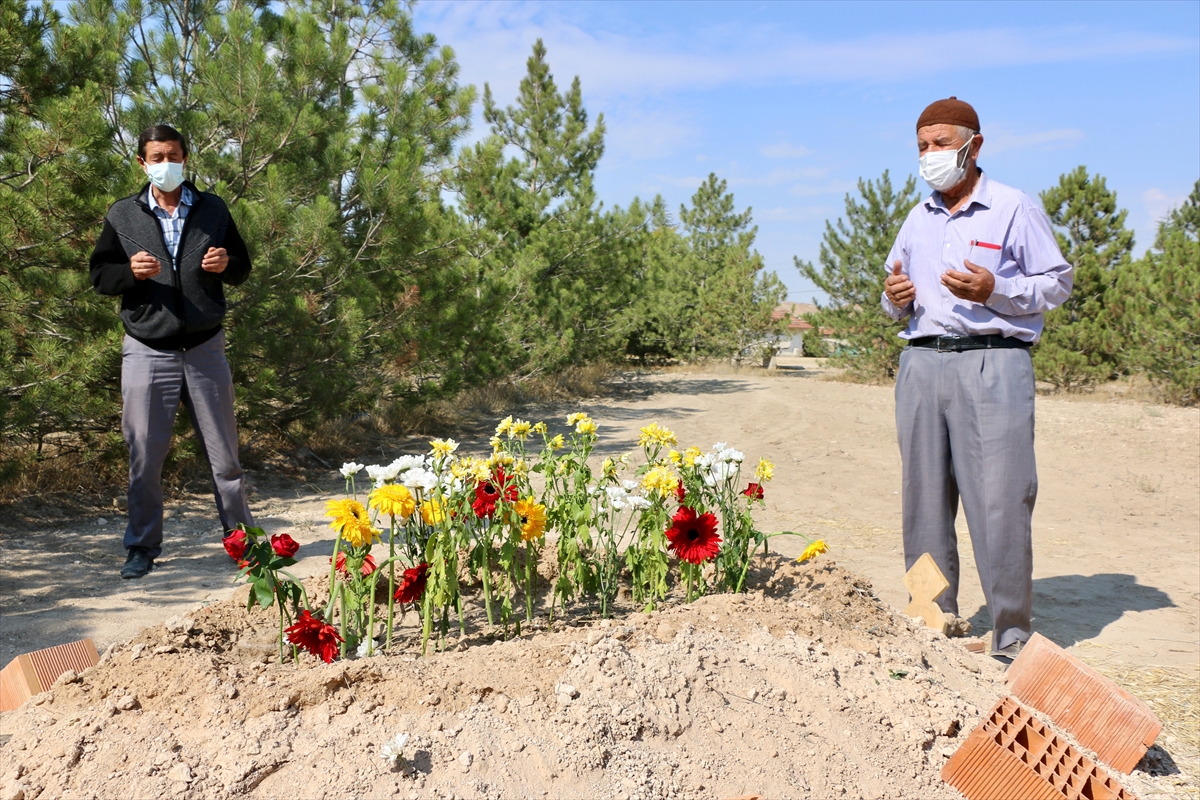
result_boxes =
[881,97,1073,662]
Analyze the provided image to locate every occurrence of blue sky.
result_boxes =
[413,0,1200,305]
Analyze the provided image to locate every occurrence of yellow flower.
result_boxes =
[326,498,380,548]
[566,412,588,426]
[756,458,775,482]
[369,484,416,520]
[514,496,547,541]
[576,419,597,436]
[512,459,529,477]
[532,421,547,435]
[682,446,702,467]
[797,539,829,563]
[489,436,503,452]
[549,434,565,450]
[511,419,532,439]
[487,451,515,469]
[601,457,617,479]
[555,461,568,475]
[430,438,458,458]
[641,465,678,498]
[637,422,678,448]
[420,498,448,525]
[495,415,514,436]
[667,449,681,465]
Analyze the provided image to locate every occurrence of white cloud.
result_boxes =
[789,180,858,197]
[762,206,835,222]
[985,128,1086,154]
[415,3,1197,101]
[1142,187,1189,226]
[761,143,813,159]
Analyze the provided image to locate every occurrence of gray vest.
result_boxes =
[107,184,231,342]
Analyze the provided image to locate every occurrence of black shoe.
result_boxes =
[990,639,1025,666]
[121,547,155,579]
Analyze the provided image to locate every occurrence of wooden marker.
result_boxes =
[904,553,950,635]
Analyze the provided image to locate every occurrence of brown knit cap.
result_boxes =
[916,96,980,133]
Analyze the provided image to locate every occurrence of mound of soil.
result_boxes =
[0,558,1146,800]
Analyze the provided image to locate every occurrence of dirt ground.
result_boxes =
[2,362,1198,798]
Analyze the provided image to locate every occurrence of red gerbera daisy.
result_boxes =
[472,468,519,519]
[742,482,765,500]
[285,609,343,663]
[394,562,430,604]
[665,507,721,564]
[332,551,377,578]
[675,480,687,503]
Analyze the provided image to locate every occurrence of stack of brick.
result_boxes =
[943,696,1135,800]
[943,633,1162,799]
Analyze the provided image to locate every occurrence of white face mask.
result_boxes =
[919,136,974,193]
[145,160,185,193]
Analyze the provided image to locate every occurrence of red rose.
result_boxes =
[742,482,764,500]
[285,609,343,663]
[665,507,721,565]
[223,528,248,561]
[394,562,429,604]
[675,480,687,503]
[271,533,299,558]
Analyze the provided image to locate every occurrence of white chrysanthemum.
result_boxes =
[403,468,439,492]
[340,462,365,478]
[719,448,744,464]
[622,480,639,491]
[628,496,652,511]
[711,460,738,482]
[356,638,377,658]
[380,732,409,763]
[390,455,425,474]
[712,442,728,452]
[365,464,388,485]
[696,453,715,469]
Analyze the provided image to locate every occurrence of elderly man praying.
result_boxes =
[882,97,1073,662]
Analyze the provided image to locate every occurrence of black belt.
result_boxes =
[909,334,1031,352]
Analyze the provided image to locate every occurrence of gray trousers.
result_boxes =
[894,345,1037,651]
[121,331,253,558]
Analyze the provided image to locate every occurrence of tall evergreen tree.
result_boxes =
[1107,180,1200,404]
[1035,166,1134,390]
[452,40,645,378]
[795,171,920,380]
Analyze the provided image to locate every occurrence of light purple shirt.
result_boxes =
[881,171,1072,343]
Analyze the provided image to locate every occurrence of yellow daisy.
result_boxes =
[566,412,589,426]
[495,415,514,436]
[430,438,458,458]
[326,498,380,548]
[514,496,547,541]
[511,419,533,439]
[420,498,448,525]
[576,419,597,436]
[637,422,678,448]
[369,484,416,520]
[641,465,678,498]
[682,446,702,467]
[549,434,566,450]
[797,539,829,563]
[532,421,548,435]
[667,449,682,465]
[756,458,775,482]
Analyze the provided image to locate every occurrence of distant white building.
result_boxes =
[771,302,821,355]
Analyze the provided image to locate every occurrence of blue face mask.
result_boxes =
[145,161,184,193]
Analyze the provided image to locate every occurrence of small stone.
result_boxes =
[97,517,108,526]
[152,645,178,655]
[940,746,957,758]
[555,683,579,698]
[53,670,79,687]
[492,694,510,714]
[115,695,138,711]
[130,643,146,660]
[458,751,473,768]
[164,616,194,633]
[421,693,441,706]
[167,763,193,783]
[224,685,239,700]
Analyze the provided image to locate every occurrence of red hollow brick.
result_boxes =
[942,696,1136,800]
[1005,634,1162,773]
[0,638,99,712]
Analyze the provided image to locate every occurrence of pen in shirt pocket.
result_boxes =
[968,239,1002,272]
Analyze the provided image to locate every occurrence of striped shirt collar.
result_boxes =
[924,170,993,215]
[147,183,195,217]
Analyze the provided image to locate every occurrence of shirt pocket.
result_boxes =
[967,239,1003,273]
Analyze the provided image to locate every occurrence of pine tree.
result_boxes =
[1035,166,1134,390]
[795,171,919,380]
[1107,180,1200,405]
[452,40,645,378]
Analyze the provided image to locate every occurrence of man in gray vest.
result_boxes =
[90,124,255,579]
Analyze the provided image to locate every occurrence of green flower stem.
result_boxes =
[481,542,496,628]
[367,571,376,656]
[325,532,343,617]
[339,581,348,659]
[525,540,535,623]
[734,530,805,593]
[387,516,397,650]
[277,570,310,611]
